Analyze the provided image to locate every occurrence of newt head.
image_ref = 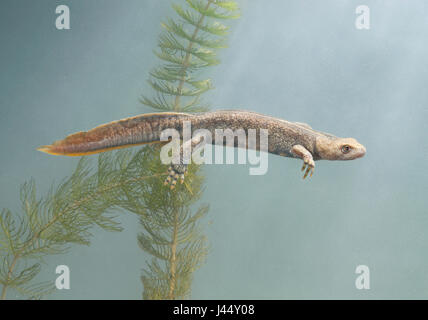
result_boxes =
[315,136,366,161]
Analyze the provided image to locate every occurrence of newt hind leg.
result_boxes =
[164,164,187,189]
[163,134,204,189]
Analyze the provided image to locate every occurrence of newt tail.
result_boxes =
[37,112,189,156]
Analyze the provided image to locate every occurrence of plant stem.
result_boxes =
[173,0,213,111]
[165,0,213,300]
[168,207,179,299]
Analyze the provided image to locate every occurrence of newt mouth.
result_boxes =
[356,146,366,158]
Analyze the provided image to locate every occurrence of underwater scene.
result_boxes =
[0,0,427,300]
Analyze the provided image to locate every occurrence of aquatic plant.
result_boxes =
[137,0,239,299]
[0,154,161,299]
[0,0,239,300]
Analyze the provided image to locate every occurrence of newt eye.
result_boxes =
[341,145,351,154]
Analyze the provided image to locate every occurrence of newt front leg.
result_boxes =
[291,144,315,179]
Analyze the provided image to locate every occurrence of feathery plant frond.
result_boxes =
[0,151,167,299]
[131,147,209,299]
[141,0,240,113]
[138,0,239,299]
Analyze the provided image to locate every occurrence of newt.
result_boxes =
[38,110,366,187]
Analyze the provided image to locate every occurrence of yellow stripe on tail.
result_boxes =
[37,112,188,156]
[37,140,164,156]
